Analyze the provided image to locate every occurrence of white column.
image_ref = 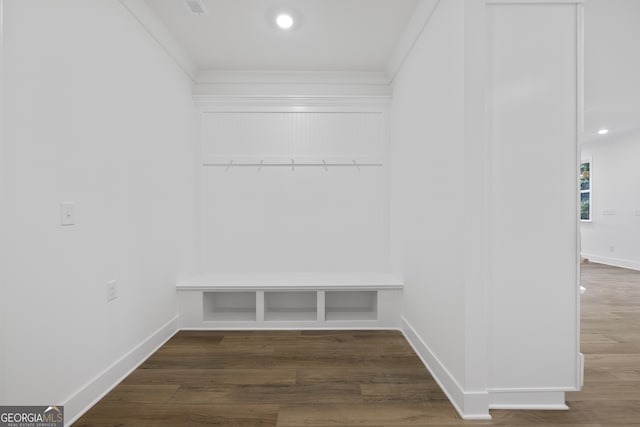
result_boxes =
[484,0,583,409]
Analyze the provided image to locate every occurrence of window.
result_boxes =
[580,161,591,221]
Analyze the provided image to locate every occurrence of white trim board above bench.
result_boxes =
[177,272,403,290]
[176,272,403,330]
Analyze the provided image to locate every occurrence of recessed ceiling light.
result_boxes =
[276,13,294,30]
[597,129,609,135]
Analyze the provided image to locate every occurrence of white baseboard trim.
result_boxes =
[63,316,179,426]
[400,317,491,420]
[581,253,640,271]
[488,389,568,410]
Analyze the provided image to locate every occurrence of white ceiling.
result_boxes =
[583,0,640,145]
[144,0,419,73]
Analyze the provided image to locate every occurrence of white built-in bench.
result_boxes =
[176,272,403,329]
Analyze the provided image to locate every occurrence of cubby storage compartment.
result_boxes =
[325,290,377,321]
[265,291,317,321]
[178,273,402,328]
[203,291,256,321]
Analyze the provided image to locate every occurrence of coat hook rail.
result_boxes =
[203,159,384,168]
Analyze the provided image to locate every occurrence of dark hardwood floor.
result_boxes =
[74,262,640,426]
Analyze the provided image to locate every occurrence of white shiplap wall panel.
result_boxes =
[197,105,389,274]
[201,112,383,160]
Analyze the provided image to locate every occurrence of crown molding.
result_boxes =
[192,94,392,111]
[196,70,390,85]
[119,0,198,82]
[386,0,441,84]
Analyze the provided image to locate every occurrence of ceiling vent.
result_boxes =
[184,0,208,16]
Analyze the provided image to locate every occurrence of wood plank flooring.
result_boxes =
[74,262,640,426]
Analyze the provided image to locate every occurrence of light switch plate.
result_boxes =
[60,202,75,226]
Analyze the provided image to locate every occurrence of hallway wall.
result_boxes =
[581,138,640,270]
[390,0,467,403]
[1,0,196,420]
[580,0,640,271]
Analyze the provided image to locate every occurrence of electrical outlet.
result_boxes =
[107,280,117,302]
[609,246,615,253]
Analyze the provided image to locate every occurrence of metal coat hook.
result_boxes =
[323,160,328,172]
[291,159,295,172]
[258,160,264,172]
[225,160,234,172]
[353,160,360,171]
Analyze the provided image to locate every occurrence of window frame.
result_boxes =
[580,159,592,222]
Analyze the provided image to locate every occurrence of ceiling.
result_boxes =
[144,0,419,73]
[583,0,640,145]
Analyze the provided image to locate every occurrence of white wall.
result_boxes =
[581,138,640,270]
[580,0,640,270]
[197,106,389,273]
[0,0,196,422]
[390,0,467,399]
[583,0,640,146]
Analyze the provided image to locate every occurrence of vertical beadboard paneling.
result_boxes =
[200,112,383,160]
